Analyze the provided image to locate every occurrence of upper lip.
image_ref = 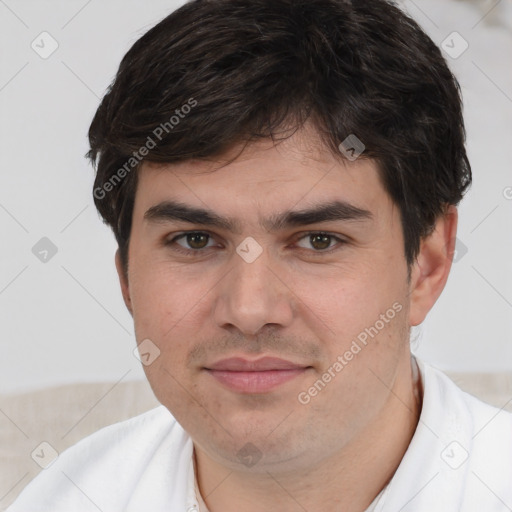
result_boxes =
[205,357,308,372]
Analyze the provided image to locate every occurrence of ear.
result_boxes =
[408,205,458,326]
[115,249,133,316]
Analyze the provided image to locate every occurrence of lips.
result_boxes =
[206,357,306,372]
[204,357,309,393]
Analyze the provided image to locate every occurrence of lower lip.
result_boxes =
[206,368,307,393]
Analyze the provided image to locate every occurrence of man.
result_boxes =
[8,0,512,511]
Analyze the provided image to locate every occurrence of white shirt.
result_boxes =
[7,357,512,512]
[192,458,387,511]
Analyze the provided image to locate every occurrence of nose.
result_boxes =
[213,244,295,336]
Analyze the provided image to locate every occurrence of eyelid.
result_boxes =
[167,231,220,250]
[166,230,348,255]
[293,231,348,252]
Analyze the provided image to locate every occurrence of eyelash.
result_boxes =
[165,231,347,257]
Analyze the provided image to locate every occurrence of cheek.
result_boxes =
[130,268,203,415]
[129,261,204,336]
[288,264,385,332]
[129,263,213,390]
[294,262,408,369]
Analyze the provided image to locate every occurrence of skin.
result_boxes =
[115,124,458,511]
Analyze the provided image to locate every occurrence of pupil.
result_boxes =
[312,234,330,250]
[188,233,208,249]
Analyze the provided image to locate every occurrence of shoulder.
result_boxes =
[423,360,512,440]
[49,404,184,472]
[7,405,192,512]
[423,360,512,507]
[382,359,512,512]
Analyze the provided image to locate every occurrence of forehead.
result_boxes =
[133,128,394,229]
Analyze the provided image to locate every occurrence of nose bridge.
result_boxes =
[213,243,293,335]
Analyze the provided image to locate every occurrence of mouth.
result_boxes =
[204,356,311,394]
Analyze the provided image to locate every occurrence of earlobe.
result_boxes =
[115,249,133,316]
[408,205,458,326]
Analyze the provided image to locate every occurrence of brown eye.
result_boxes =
[166,231,217,255]
[309,234,332,250]
[183,232,210,249]
[295,232,346,253]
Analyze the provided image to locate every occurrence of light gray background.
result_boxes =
[1,0,511,393]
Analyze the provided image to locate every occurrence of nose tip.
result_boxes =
[213,249,294,336]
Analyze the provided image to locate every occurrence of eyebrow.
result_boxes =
[143,199,373,234]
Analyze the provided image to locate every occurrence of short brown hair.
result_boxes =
[88,0,472,275]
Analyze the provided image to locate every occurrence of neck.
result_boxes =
[194,356,422,512]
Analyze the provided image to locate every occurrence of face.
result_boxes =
[120,126,419,474]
